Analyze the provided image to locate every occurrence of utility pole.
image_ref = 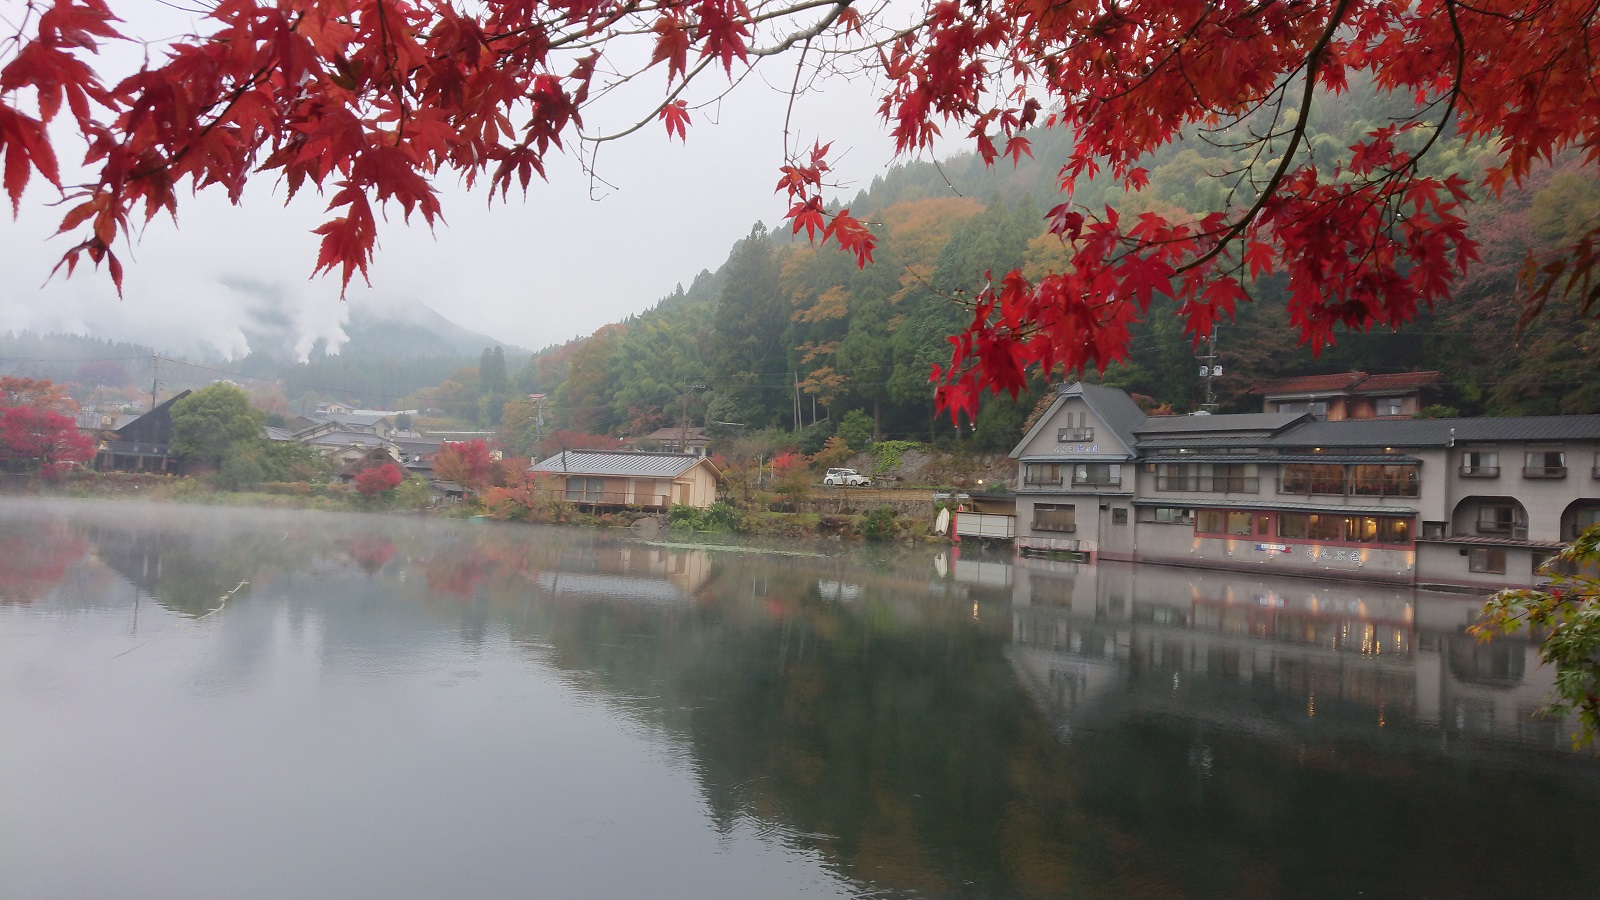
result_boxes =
[1198,326,1221,413]
[674,384,704,453]
[149,355,160,412]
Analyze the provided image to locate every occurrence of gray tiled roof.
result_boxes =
[1131,498,1417,515]
[1143,454,1422,464]
[1073,382,1148,446]
[531,450,705,478]
[1272,415,1600,448]
[1135,412,1309,435]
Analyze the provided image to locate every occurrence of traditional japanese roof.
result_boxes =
[1354,371,1442,393]
[1251,372,1369,395]
[1251,370,1441,396]
[1416,534,1567,550]
[1142,453,1421,465]
[1131,498,1418,515]
[1272,416,1600,449]
[1010,382,1147,459]
[1135,412,1309,435]
[531,450,719,479]
[263,426,296,442]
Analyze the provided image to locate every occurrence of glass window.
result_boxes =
[1345,516,1378,542]
[1197,509,1227,534]
[1524,450,1566,477]
[1469,548,1507,574]
[1277,513,1309,540]
[1377,397,1404,416]
[1477,505,1518,534]
[1024,463,1063,486]
[1225,511,1253,535]
[1308,514,1342,541]
[1461,451,1499,476]
[565,476,605,502]
[1112,508,1129,525]
[1033,504,1076,532]
[1376,517,1412,544]
[1138,506,1192,524]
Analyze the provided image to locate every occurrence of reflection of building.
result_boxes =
[534,544,711,603]
[1009,382,1600,588]
[1004,559,1577,751]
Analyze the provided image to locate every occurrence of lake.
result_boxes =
[2,498,1597,899]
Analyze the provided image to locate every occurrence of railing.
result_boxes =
[1277,478,1419,498]
[1022,475,1063,488]
[1032,521,1077,533]
[545,490,671,508]
[1071,475,1122,488]
[1523,465,1567,479]
[100,441,170,456]
[1057,427,1095,442]
[1477,520,1529,540]
[956,513,1016,539]
[1458,466,1500,478]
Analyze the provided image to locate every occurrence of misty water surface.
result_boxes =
[2,498,1598,899]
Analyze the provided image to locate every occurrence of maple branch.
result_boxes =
[1174,0,1352,276]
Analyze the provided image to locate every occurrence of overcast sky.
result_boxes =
[0,5,925,359]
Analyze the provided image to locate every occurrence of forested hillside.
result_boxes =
[509,83,1600,454]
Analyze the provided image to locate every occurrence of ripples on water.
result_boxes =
[2,498,1598,899]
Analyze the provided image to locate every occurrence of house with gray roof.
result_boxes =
[1008,383,1600,589]
[530,450,722,510]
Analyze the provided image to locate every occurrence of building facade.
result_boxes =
[1012,383,1600,590]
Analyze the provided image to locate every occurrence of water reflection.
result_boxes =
[2,499,1597,899]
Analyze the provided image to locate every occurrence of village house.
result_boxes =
[94,390,192,473]
[624,425,712,457]
[1008,382,1600,590]
[1251,370,1443,420]
[530,450,721,509]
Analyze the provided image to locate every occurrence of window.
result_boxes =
[1571,506,1600,539]
[565,476,605,502]
[1308,514,1342,541]
[1072,463,1121,487]
[1196,510,1253,536]
[1057,411,1093,442]
[1155,463,1195,491]
[1277,513,1309,540]
[1137,506,1193,525]
[1476,504,1521,536]
[1469,548,1507,574]
[1422,520,1446,540]
[1033,503,1076,532]
[1346,464,1420,497]
[1112,508,1129,525]
[1344,516,1414,545]
[1207,463,1259,493]
[1276,400,1329,417]
[1460,451,1499,477]
[1279,463,1346,495]
[1024,463,1064,486]
[1524,450,1566,478]
[1376,397,1405,416]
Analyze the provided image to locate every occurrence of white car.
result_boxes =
[823,467,871,487]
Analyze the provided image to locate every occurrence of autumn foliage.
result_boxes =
[5,1,1600,417]
[0,377,94,477]
[353,461,404,495]
[433,439,495,492]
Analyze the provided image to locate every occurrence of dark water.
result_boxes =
[2,499,1597,899]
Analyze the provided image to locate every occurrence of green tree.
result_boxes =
[171,383,265,467]
[709,223,789,427]
[838,409,874,451]
[1474,526,1600,747]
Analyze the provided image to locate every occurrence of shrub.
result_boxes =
[859,505,899,542]
[838,409,873,450]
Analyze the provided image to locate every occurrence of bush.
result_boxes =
[859,505,899,542]
[798,419,836,455]
[667,501,742,533]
